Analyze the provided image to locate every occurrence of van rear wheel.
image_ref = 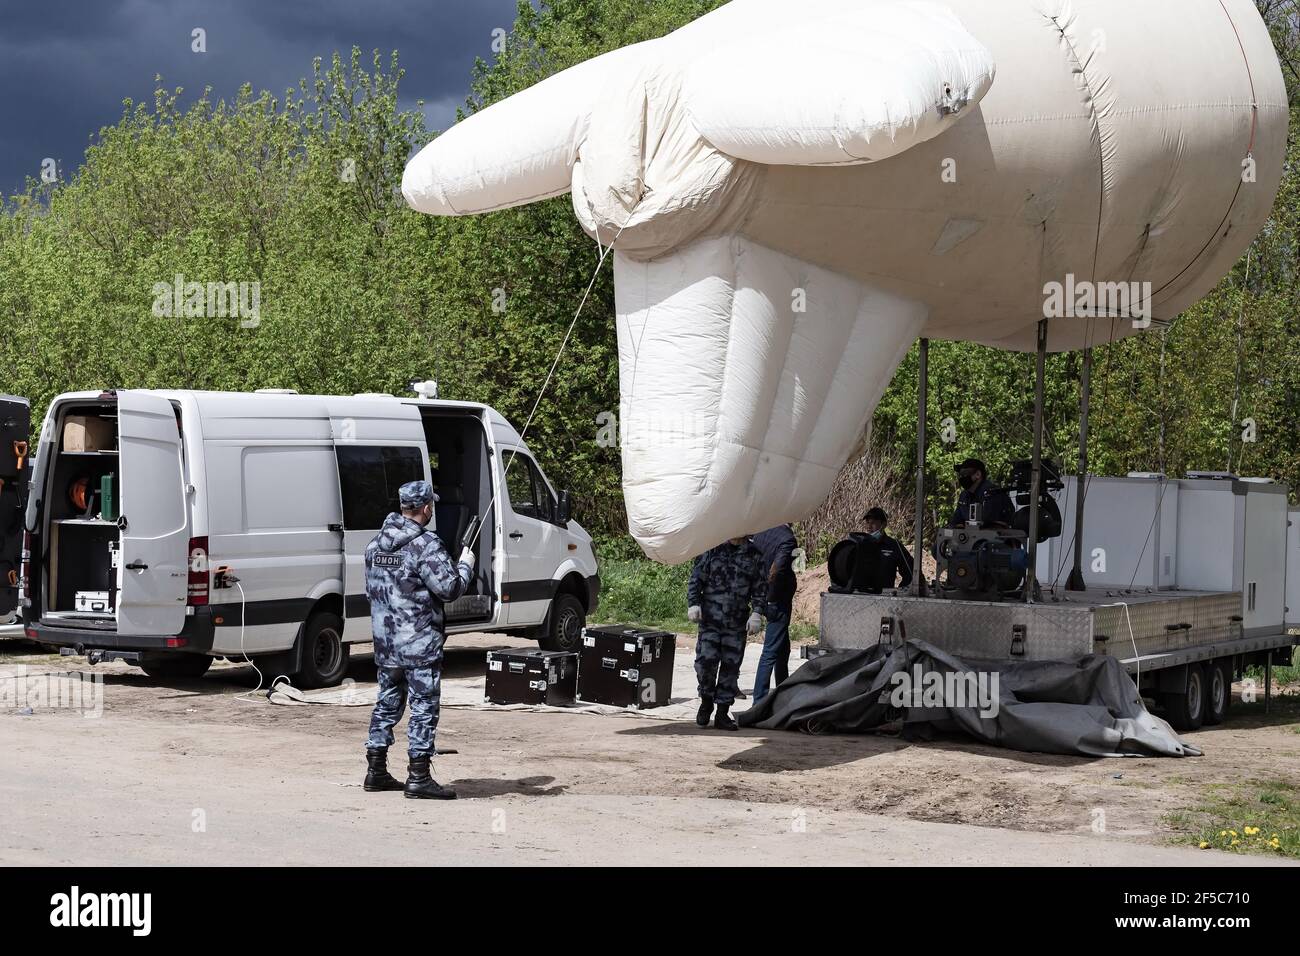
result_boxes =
[140,654,213,680]
[538,593,586,652]
[296,612,350,689]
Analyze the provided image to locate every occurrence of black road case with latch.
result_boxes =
[576,624,675,708]
[484,648,577,706]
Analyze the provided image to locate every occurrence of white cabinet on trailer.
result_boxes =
[1175,476,1287,637]
[1035,474,1179,591]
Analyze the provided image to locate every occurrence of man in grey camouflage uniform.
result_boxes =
[687,536,767,731]
[363,480,475,799]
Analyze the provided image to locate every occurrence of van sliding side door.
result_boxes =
[117,391,189,636]
[329,408,428,620]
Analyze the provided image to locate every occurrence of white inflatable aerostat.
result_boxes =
[403,0,1287,562]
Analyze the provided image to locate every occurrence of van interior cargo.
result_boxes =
[42,402,121,625]
[0,394,31,619]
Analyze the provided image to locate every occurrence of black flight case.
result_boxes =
[484,648,578,706]
[575,624,675,708]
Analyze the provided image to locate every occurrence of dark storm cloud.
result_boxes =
[0,0,523,195]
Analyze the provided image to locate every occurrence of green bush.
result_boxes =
[1245,644,1300,686]
[592,553,821,642]
[592,557,693,634]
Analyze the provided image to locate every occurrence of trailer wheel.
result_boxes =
[140,654,213,680]
[1203,659,1231,726]
[295,612,350,689]
[538,593,586,652]
[1162,665,1206,732]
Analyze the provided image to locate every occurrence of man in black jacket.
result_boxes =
[751,524,797,704]
[946,457,1014,529]
[859,507,913,593]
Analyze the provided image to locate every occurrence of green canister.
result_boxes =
[100,473,117,522]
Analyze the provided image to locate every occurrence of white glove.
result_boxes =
[458,547,476,572]
[687,605,702,624]
[746,612,764,636]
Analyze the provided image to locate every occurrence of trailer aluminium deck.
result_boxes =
[820,588,1293,669]
[815,588,1297,730]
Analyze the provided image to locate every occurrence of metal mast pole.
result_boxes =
[1025,320,1048,603]
[1066,346,1092,591]
[913,338,929,597]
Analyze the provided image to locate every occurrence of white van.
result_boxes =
[20,388,600,686]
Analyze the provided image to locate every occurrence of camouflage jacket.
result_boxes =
[365,513,472,668]
[686,539,768,632]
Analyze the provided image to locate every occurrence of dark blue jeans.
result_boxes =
[753,603,791,703]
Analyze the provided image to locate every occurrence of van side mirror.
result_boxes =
[557,490,571,525]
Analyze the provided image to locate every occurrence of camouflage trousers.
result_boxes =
[695,629,747,707]
[367,665,441,757]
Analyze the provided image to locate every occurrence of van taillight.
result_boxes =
[19,531,31,606]
[187,536,209,606]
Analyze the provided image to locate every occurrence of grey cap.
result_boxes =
[399,480,438,508]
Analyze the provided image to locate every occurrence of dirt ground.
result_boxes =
[2,632,1297,866]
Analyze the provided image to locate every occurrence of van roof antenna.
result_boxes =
[411,380,438,400]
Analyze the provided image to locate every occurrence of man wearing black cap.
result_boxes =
[947,458,1014,530]
[362,479,476,800]
[859,507,913,592]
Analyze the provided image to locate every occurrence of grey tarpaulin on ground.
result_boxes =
[737,639,1201,758]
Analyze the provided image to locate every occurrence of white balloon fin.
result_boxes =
[616,236,926,564]
[684,1,996,166]
[402,44,644,216]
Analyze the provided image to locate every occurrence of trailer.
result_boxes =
[817,585,1296,731]
[808,334,1298,732]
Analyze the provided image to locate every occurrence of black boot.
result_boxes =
[404,754,457,800]
[363,748,404,792]
[696,694,714,727]
[714,704,738,731]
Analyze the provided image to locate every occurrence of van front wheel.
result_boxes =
[539,593,586,652]
[296,612,350,689]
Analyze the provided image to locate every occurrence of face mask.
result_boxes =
[958,470,977,490]
[868,529,883,540]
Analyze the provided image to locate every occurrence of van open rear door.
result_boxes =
[117,391,189,636]
[0,395,30,619]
